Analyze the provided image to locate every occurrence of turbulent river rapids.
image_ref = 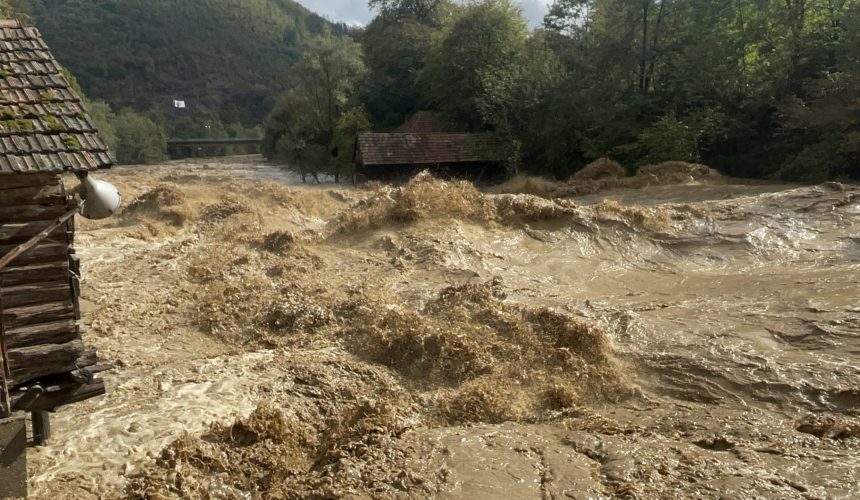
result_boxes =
[27,157,859,499]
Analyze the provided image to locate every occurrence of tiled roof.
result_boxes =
[355,133,504,166]
[0,21,113,175]
[393,111,448,134]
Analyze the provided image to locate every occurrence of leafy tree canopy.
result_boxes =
[262,32,367,182]
[420,0,528,130]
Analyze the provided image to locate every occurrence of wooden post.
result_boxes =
[0,286,9,419]
[31,411,51,446]
[0,414,27,499]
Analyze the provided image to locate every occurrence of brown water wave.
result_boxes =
[27,162,859,499]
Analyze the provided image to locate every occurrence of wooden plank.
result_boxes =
[0,173,58,189]
[68,255,80,276]
[12,379,105,413]
[0,281,72,309]
[0,261,69,288]
[67,212,76,246]
[0,207,78,271]
[0,242,69,267]
[3,319,79,351]
[70,275,81,320]
[0,232,69,248]
[6,339,92,386]
[0,184,65,207]
[0,205,68,223]
[0,278,8,376]
[0,290,8,418]
[0,221,72,245]
[2,301,76,331]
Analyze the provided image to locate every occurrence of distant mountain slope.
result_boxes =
[10,0,345,124]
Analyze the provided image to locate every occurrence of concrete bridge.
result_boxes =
[167,137,262,157]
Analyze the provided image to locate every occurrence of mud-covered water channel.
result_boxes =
[28,158,859,499]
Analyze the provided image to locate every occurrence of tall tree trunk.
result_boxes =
[645,0,666,91]
[784,0,807,78]
[639,0,650,92]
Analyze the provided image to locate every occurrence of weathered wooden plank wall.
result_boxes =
[0,174,96,403]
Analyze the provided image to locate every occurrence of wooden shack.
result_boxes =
[354,111,505,181]
[0,20,113,423]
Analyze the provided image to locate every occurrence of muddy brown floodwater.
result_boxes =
[26,156,859,499]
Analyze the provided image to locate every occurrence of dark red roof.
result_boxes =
[355,133,503,166]
[0,21,113,175]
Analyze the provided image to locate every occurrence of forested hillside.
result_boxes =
[9,0,345,125]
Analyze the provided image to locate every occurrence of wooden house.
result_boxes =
[0,20,112,424]
[354,111,505,181]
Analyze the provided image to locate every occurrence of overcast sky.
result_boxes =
[297,1,549,28]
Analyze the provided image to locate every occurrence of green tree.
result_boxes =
[368,0,447,22]
[113,109,167,164]
[262,31,367,182]
[477,31,565,173]
[420,0,528,130]
[532,0,860,179]
[360,16,435,129]
[84,100,118,152]
[332,107,372,180]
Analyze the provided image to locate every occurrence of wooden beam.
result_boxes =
[0,242,70,268]
[0,261,70,288]
[0,184,65,207]
[0,221,72,245]
[0,206,79,270]
[4,319,79,350]
[11,379,105,413]
[31,411,51,445]
[0,291,8,418]
[0,204,69,223]
[6,341,96,386]
[0,232,70,248]
[2,301,76,331]
[0,173,58,190]
[0,281,72,309]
